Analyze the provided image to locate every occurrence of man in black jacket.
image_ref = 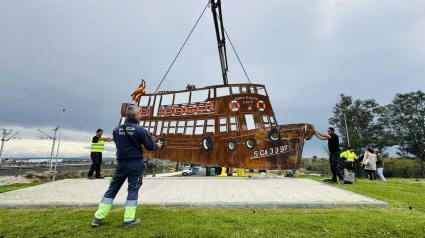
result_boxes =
[91,105,163,228]
[315,127,344,184]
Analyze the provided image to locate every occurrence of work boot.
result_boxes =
[91,217,102,227]
[87,175,95,180]
[123,218,142,228]
[338,179,345,184]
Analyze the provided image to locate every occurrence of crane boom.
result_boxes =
[210,0,229,85]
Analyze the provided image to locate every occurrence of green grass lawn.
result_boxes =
[0,178,424,238]
[0,181,45,194]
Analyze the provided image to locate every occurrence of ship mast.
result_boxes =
[210,0,229,85]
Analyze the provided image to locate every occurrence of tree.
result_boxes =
[382,90,425,176]
[329,94,395,156]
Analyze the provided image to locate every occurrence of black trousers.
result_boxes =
[368,170,376,180]
[88,152,102,177]
[329,152,344,181]
[344,161,354,171]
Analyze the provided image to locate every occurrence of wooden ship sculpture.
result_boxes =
[118,0,316,171]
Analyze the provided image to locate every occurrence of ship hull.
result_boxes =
[144,123,315,170]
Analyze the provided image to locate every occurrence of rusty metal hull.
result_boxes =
[143,123,315,170]
[119,83,316,170]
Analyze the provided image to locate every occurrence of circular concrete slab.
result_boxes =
[0,177,388,208]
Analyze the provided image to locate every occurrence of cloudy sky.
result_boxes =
[1,0,425,159]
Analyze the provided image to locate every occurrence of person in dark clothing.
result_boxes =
[315,127,344,184]
[357,154,369,179]
[91,105,163,228]
[87,129,113,179]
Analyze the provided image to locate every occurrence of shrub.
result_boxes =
[302,157,423,178]
[34,174,49,181]
[25,172,34,179]
[384,158,422,178]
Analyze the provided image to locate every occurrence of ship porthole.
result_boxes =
[245,138,256,150]
[157,138,166,149]
[227,140,238,151]
[268,130,281,142]
[201,136,213,152]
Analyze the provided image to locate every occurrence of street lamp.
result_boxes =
[53,109,65,181]
[343,112,350,147]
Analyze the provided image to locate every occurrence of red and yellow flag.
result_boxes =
[131,80,146,103]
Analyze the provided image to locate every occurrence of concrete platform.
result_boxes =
[0,177,388,208]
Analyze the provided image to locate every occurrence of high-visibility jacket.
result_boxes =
[340,150,356,162]
[90,136,104,152]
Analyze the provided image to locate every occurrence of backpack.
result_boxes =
[344,169,355,184]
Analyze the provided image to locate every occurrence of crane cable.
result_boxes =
[154,1,210,94]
